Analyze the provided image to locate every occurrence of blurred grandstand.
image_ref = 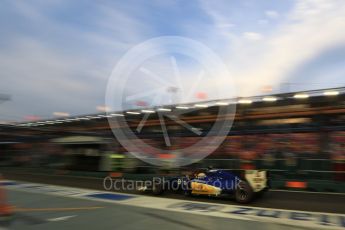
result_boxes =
[1,87,345,192]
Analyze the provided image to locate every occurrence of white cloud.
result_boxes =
[243,32,263,41]
[199,0,345,96]
[0,1,153,121]
[216,23,235,28]
[265,10,279,19]
[2,0,345,121]
[0,39,100,119]
[258,19,269,25]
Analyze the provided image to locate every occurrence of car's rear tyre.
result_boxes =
[235,181,254,203]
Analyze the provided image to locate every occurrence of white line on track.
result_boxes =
[48,215,76,222]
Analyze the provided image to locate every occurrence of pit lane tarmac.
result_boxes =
[1,181,345,230]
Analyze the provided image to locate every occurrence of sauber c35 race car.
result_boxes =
[139,169,268,203]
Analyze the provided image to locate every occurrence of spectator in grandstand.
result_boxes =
[239,139,257,170]
[262,149,276,169]
[283,145,298,177]
[331,141,345,181]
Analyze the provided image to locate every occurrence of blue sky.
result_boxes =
[1,0,345,122]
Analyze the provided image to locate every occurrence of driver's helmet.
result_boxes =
[197,172,206,179]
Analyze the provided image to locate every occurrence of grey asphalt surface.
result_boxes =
[3,189,297,230]
[2,171,345,214]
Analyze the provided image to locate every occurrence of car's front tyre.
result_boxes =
[235,181,254,203]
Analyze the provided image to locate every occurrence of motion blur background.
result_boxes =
[0,0,345,229]
[0,1,345,229]
[1,87,345,192]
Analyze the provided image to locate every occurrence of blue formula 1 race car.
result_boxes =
[140,169,268,203]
